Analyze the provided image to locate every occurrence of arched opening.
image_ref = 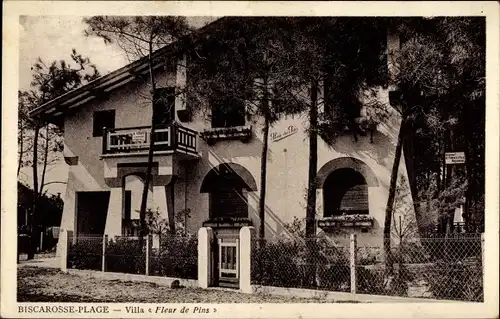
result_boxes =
[323,168,369,217]
[200,163,256,219]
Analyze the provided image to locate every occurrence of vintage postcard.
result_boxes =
[2,1,499,318]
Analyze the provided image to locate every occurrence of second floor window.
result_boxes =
[323,74,361,122]
[153,87,176,126]
[93,110,115,137]
[211,97,246,128]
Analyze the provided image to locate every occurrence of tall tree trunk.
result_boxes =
[139,40,158,242]
[402,120,421,231]
[258,76,270,239]
[29,124,41,260]
[305,80,318,238]
[464,133,474,231]
[39,125,50,196]
[435,137,442,197]
[18,120,24,177]
[383,115,407,266]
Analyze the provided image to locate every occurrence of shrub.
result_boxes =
[106,237,145,274]
[317,264,350,292]
[425,261,483,301]
[151,235,197,279]
[356,267,385,295]
[252,238,355,291]
[251,240,307,288]
[67,238,103,271]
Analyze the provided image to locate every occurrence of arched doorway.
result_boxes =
[200,163,256,288]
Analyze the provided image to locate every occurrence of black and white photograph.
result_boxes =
[2,1,499,318]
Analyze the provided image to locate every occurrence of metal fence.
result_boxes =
[67,234,197,280]
[251,237,351,292]
[150,234,198,279]
[251,234,483,302]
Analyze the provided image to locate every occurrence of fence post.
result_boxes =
[145,235,152,276]
[350,233,357,298]
[40,230,44,252]
[102,234,108,272]
[59,229,69,272]
[240,226,255,294]
[198,227,213,289]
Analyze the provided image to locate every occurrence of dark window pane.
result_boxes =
[211,98,245,128]
[212,188,247,218]
[123,191,131,220]
[93,110,115,137]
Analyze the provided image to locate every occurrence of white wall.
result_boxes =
[59,27,416,248]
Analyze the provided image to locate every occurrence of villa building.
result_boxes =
[29,17,416,259]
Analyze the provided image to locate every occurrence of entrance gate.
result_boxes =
[217,239,239,288]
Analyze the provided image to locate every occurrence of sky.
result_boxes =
[19,16,215,91]
[18,16,216,194]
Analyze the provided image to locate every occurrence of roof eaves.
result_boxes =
[29,17,228,119]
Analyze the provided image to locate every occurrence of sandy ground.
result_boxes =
[18,267,345,303]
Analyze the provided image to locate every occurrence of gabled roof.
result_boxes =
[29,17,229,122]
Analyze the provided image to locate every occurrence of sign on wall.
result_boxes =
[132,131,147,143]
[270,125,298,142]
[445,152,466,165]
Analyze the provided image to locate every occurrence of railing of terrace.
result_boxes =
[102,123,197,155]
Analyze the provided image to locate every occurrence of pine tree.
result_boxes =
[20,50,100,259]
[84,16,192,239]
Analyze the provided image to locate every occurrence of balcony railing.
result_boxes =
[102,123,198,155]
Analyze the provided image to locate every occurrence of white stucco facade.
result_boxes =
[56,26,416,257]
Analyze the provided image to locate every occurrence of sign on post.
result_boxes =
[445,152,465,165]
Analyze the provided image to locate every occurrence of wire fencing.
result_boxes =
[356,235,483,301]
[251,234,483,302]
[66,234,198,280]
[150,234,198,279]
[251,237,351,292]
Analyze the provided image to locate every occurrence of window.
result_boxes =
[210,187,247,219]
[208,166,248,219]
[153,87,176,126]
[323,168,369,217]
[211,98,246,128]
[323,75,342,121]
[123,191,132,221]
[93,110,115,137]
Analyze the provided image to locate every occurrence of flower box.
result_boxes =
[202,217,253,228]
[200,125,253,145]
[318,214,374,230]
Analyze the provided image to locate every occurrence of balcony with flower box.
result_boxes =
[101,122,199,159]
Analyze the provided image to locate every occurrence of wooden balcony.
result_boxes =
[102,123,199,158]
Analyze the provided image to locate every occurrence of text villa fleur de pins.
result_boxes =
[270,125,298,142]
